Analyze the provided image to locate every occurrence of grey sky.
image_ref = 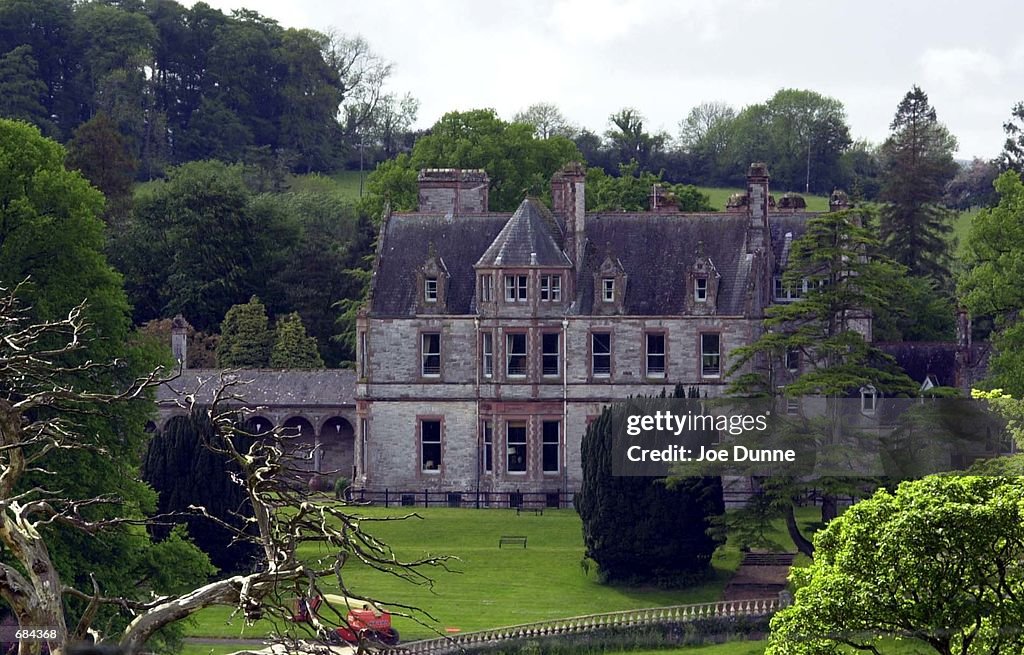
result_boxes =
[187,0,1023,159]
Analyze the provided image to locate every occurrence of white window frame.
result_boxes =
[592,332,611,378]
[645,332,666,378]
[601,277,615,302]
[701,333,721,378]
[506,421,527,474]
[541,332,560,377]
[424,277,438,303]
[542,420,560,473]
[420,419,441,472]
[481,331,494,379]
[506,332,528,378]
[421,332,441,377]
[695,277,708,302]
[540,274,562,302]
[505,274,528,302]
[480,274,493,302]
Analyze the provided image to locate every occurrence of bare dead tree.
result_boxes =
[0,283,451,655]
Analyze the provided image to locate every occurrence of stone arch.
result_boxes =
[244,415,275,437]
[319,416,355,482]
[281,416,317,475]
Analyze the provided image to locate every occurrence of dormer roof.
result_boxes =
[476,198,569,268]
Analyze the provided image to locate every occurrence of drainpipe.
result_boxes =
[475,316,481,508]
[562,318,569,507]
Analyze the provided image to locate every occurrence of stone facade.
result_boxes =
[356,162,807,499]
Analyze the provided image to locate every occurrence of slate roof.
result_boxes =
[369,205,817,318]
[371,212,510,316]
[156,369,357,408]
[476,199,569,268]
[578,212,751,315]
[770,213,815,269]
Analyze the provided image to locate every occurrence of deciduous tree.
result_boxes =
[767,476,1024,655]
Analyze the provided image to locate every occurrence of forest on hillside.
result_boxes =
[2,0,1024,369]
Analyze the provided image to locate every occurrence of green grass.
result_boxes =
[186,505,821,642]
[695,187,830,212]
[951,207,979,256]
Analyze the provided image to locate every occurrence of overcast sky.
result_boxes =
[186,0,1023,159]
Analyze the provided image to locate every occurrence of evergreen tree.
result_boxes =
[216,296,272,368]
[270,312,323,368]
[878,86,958,286]
[0,44,52,132]
[65,112,137,225]
[575,386,724,585]
[142,410,260,574]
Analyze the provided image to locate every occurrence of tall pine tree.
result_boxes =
[879,86,958,287]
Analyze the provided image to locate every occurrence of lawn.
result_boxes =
[185,505,820,643]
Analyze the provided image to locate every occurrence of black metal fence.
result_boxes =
[352,488,575,509]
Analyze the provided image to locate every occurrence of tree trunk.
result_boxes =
[784,502,815,558]
[821,494,838,523]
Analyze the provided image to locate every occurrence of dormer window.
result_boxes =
[602,278,615,302]
[505,275,528,302]
[540,274,561,302]
[695,277,708,302]
[424,278,438,302]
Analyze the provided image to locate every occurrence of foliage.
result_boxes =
[871,275,954,342]
[65,112,137,224]
[585,164,714,212]
[879,85,958,286]
[408,108,582,211]
[0,45,51,131]
[945,158,999,210]
[142,411,261,574]
[767,476,1024,655]
[724,89,851,193]
[971,389,1024,451]
[270,312,323,368]
[604,107,668,173]
[1001,100,1024,174]
[139,318,219,369]
[729,208,918,399]
[0,118,210,651]
[513,102,577,140]
[575,387,724,585]
[360,152,418,217]
[115,160,297,330]
[678,102,737,185]
[959,171,1024,395]
[216,296,272,368]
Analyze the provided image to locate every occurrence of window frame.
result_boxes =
[506,421,528,474]
[542,420,560,474]
[540,274,562,302]
[504,274,528,302]
[419,418,442,474]
[481,330,494,379]
[694,277,708,302]
[420,331,441,378]
[601,277,615,303]
[480,274,494,302]
[482,420,493,474]
[424,277,438,303]
[541,331,561,378]
[700,332,721,378]
[645,331,666,379]
[591,330,612,378]
[506,331,528,378]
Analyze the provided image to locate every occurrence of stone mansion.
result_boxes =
[353,163,833,500]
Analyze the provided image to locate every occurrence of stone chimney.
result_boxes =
[829,189,851,212]
[417,169,489,214]
[551,162,586,270]
[746,163,770,253]
[171,314,189,369]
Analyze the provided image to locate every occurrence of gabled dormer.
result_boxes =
[417,243,449,314]
[594,250,626,316]
[686,241,721,315]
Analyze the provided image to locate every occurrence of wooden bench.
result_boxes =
[515,506,543,516]
[498,535,527,549]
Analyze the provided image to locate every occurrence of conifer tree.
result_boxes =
[575,385,724,584]
[216,296,272,367]
[878,86,958,286]
[270,312,323,368]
